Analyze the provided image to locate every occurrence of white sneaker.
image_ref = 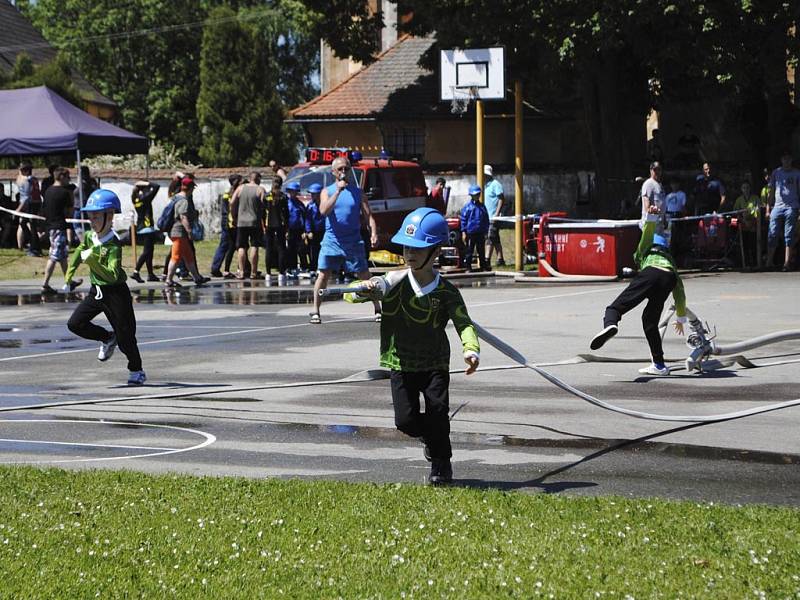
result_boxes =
[278,274,287,286]
[98,335,117,362]
[638,363,670,376]
[590,324,618,350]
[127,370,147,385]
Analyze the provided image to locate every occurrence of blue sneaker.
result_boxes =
[127,370,147,385]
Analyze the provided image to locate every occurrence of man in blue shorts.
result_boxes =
[310,156,380,324]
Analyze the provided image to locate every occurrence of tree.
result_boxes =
[0,52,84,108]
[20,0,321,165]
[311,0,798,214]
[197,6,292,166]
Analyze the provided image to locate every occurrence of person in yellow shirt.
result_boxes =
[732,180,764,268]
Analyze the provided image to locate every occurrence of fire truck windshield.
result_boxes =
[283,165,364,193]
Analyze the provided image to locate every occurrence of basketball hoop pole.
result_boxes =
[514,80,524,272]
[476,99,485,198]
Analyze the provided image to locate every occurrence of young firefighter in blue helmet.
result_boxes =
[305,182,325,273]
[590,205,686,376]
[64,189,146,385]
[460,184,490,271]
[285,180,308,277]
[346,208,480,484]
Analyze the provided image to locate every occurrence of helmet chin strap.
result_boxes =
[421,245,438,269]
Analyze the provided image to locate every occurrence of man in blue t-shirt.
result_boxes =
[310,156,380,323]
[767,151,800,271]
[483,165,506,267]
[693,162,727,214]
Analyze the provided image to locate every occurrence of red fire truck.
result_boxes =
[282,148,445,253]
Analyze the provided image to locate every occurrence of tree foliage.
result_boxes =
[20,0,321,165]
[197,5,293,165]
[313,0,799,213]
[0,52,84,108]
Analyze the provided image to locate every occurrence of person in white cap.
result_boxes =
[483,165,506,267]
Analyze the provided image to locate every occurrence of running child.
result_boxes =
[460,184,489,271]
[65,189,146,385]
[347,208,480,484]
[590,205,686,376]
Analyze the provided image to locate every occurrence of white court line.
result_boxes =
[471,286,618,309]
[0,438,177,451]
[0,316,365,363]
[0,289,616,363]
[0,419,216,464]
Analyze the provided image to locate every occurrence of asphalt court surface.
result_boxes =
[1,272,799,505]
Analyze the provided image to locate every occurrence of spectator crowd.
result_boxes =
[1,149,799,284]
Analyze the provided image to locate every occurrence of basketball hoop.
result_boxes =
[450,86,478,115]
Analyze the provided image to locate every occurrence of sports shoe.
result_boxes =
[374,311,382,323]
[590,324,618,350]
[130,271,144,283]
[147,274,160,282]
[428,459,453,485]
[422,442,432,462]
[638,363,670,376]
[127,370,147,385]
[210,270,223,278]
[164,280,183,289]
[309,312,321,324]
[98,335,117,362]
[40,284,57,295]
[62,278,83,293]
[496,258,506,267]
[194,276,211,286]
[278,273,287,286]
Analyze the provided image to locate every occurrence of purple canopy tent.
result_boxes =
[0,86,148,199]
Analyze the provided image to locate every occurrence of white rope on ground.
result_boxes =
[472,322,800,423]
[0,205,89,224]
[2,319,798,423]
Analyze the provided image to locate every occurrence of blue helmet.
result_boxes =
[81,189,121,213]
[468,184,481,195]
[308,183,322,194]
[350,150,363,162]
[285,181,301,191]
[653,233,669,247]
[391,208,448,248]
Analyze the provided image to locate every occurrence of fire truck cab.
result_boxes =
[282,148,444,252]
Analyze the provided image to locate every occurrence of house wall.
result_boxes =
[304,116,594,168]
[304,122,383,152]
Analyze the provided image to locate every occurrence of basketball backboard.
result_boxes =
[439,47,505,102]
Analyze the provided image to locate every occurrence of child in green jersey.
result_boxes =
[590,205,686,376]
[347,208,480,484]
[65,189,146,385]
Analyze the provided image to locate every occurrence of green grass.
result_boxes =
[0,467,797,598]
[0,241,221,281]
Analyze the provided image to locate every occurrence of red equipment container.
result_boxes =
[536,213,641,277]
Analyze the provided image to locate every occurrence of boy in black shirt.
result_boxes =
[41,168,82,294]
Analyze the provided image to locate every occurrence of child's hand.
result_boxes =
[647,204,661,215]
[674,321,685,336]
[464,355,479,375]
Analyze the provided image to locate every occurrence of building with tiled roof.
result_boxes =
[289,35,593,170]
[0,0,116,120]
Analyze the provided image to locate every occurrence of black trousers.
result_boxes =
[463,233,487,270]
[264,227,286,274]
[67,283,142,372]
[135,232,156,275]
[390,370,451,460]
[286,229,308,271]
[603,266,676,364]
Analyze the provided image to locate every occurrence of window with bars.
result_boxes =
[383,126,425,160]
